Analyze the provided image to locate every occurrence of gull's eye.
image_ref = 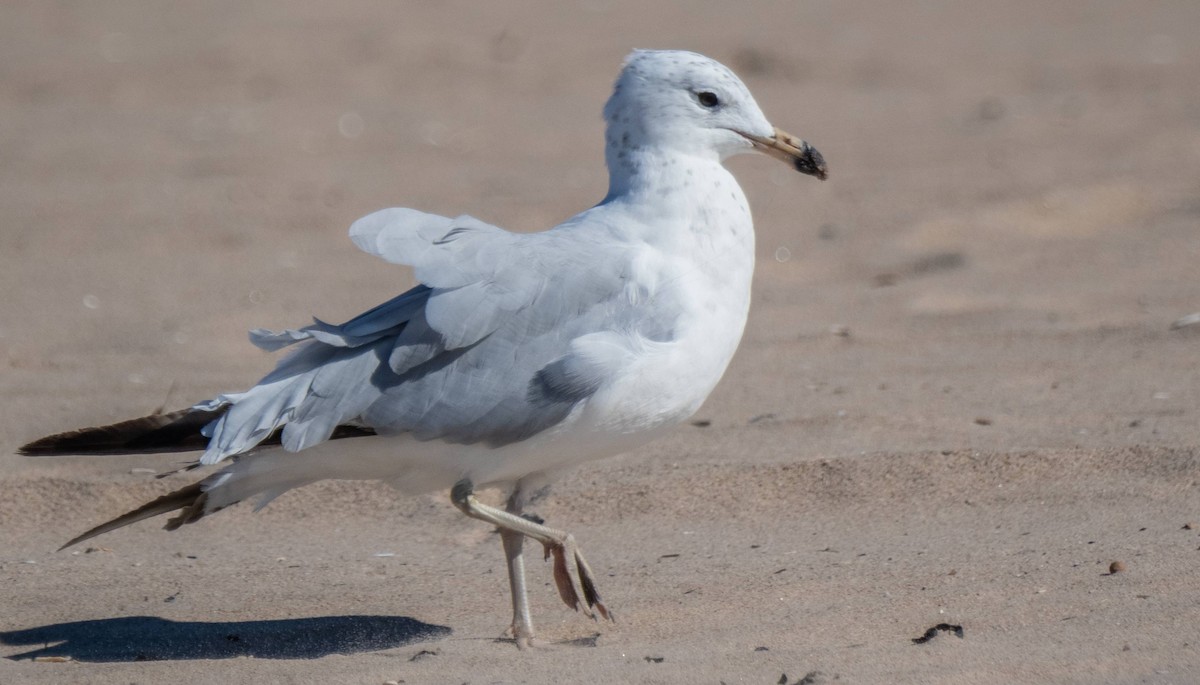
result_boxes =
[697,91,720,109]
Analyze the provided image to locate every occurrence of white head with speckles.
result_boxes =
[602,50,827,181]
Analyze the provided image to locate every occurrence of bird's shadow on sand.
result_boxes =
[1,614,450,662]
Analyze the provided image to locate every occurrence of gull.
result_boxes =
[21,49,826,647]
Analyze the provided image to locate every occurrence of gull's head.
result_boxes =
[604,49,826,180]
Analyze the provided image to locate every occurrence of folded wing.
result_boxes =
[197,207,669,465]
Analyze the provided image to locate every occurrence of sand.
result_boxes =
[2,1,1199,683]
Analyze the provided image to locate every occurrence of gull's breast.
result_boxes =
[585,203,756,437]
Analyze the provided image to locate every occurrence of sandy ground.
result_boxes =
[2,1,1200,683]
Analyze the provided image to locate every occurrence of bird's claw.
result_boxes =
[544,535,612,622]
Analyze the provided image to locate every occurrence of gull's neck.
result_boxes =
[602,141,726,205]
[594,132,756,279]
[600,107,728,199]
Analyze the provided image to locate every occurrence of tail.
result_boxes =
[20,406,376,457]
[57,476,220,550]
[56,442,380,550]
[19,407,226,456]
[21,408,378,549]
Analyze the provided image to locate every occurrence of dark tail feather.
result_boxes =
[59,477,220,551]
[19,407,227,456]
[21,406,376,457]
[28,406,381,550]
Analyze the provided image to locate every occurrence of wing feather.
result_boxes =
[198,206,680,460]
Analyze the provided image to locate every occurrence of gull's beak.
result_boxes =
[741,127,828,180]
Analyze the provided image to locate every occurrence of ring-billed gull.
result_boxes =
[21,49,826,647]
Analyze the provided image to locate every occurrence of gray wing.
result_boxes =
[196,207,673,465]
